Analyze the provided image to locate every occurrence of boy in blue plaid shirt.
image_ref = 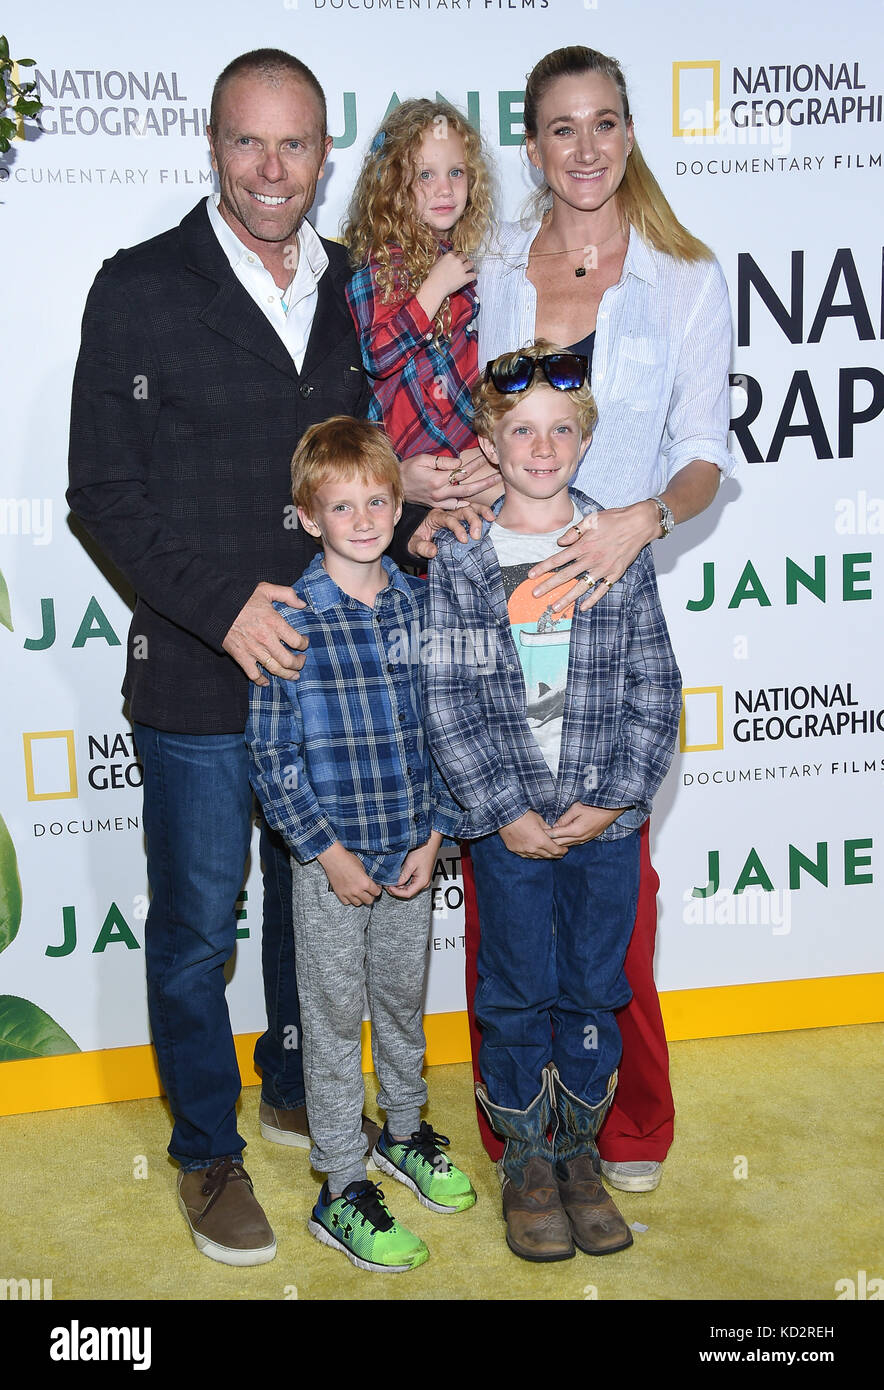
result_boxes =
[247,417,475,1274]
[422,342,681,1264]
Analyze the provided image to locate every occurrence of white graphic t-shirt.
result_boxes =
[488,502,582,775]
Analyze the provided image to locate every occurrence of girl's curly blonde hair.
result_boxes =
[342,98,493,340]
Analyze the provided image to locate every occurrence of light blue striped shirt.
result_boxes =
[477,220,737,507]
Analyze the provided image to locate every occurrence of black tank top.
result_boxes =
[568,330,596,384]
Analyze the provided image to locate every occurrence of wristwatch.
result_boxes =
[649,496,675,538]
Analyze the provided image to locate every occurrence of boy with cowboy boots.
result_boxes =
[422,342,681,1260]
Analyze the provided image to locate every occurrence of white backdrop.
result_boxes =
[1,0,881,1064]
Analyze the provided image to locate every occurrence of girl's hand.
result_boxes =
[426,251,477,298]
[399,451,501,509]
[499,810,568,860]
[548,804,626,846]
[527,501,660,613]
[415,252,477,321]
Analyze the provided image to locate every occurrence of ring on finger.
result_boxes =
[580,571,596,588]
[448,467,463,486]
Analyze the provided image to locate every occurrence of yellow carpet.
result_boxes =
[0,1024,879,1301]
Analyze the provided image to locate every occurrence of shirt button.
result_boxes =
[267,295,276,304]
[387,664,395,673]
[300,383,314,398]
[413,813,422,823]
[247,255,256,263]
[399,713,406,722]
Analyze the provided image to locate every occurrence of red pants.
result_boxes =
[461,819,674,1162]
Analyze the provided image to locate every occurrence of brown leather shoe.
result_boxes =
[259,1102,381,1161]
[500,1155,575,1263]
[178,1158,276,1266]
[259,1101,311,1149]
[556,1153,634,1255]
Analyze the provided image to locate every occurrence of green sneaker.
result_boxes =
[372,1122,477,1214]
[308,1179,428,1273]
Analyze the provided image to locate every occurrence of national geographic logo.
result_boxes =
[32,68,206,138]
[680,681,884,753]
[23,730,143,802]
[673,59,883,139]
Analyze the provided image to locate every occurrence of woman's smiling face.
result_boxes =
[526,71,634,218]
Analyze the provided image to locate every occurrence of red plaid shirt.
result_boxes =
[346,243,479,459]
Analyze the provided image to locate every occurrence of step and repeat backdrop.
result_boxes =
[1,0,881,1097]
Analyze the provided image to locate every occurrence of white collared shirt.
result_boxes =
[206,194,329,373]
[477,220,737,506]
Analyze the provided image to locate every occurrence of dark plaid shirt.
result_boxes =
[421,488,682,841]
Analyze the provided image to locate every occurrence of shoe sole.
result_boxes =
[372,1146,477,1214]
[261,1120,378,1169]
[260,1119,311,1150]
[601,1169,662,1193]
[307,1218,428,1272]
[179,1197,277,1266]
[572,1229,635,1256]
[505,1233,575,1263]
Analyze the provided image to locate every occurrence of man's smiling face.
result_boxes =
[208,71,332,256]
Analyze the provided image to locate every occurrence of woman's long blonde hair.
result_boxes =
[523,46,712,263]
[342,98,493,338]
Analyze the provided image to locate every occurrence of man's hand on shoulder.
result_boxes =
[222,582,308,686]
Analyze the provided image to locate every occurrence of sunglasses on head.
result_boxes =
[483,353,589,394]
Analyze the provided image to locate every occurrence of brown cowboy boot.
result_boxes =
[477,1065,574,1263]
[553,1068,633,1256]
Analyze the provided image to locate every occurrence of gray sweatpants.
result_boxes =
[291,856,430,1192]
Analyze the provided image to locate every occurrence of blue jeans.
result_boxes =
[469,830,640,1112]
[134,725,304,1168]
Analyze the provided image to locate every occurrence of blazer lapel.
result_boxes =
[299,249,355,381]
[180,201,299,382]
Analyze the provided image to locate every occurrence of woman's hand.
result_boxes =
[399,450,501,510]
[407,502,497,561]
[528,500,660,613]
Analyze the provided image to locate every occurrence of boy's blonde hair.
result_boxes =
[342,98,493,340]
[472,340,598,440]
[291,416,404,515]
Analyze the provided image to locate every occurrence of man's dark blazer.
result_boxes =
[67,199,426,734]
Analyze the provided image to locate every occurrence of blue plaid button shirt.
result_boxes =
[421,488,682,841]
[247,554,462,885]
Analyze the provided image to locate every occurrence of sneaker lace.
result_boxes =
[343,1180,395,1232]
[403,1122,451,1173]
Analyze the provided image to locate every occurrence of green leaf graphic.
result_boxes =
[0,570,12,631]
[0,995,80,1060]
[0,813,22,954]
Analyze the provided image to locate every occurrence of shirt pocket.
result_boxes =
[607,335,667,411]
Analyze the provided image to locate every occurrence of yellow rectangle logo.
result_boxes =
[672,61,720,137]
[23,731,78,801]
[680,687,724,752]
